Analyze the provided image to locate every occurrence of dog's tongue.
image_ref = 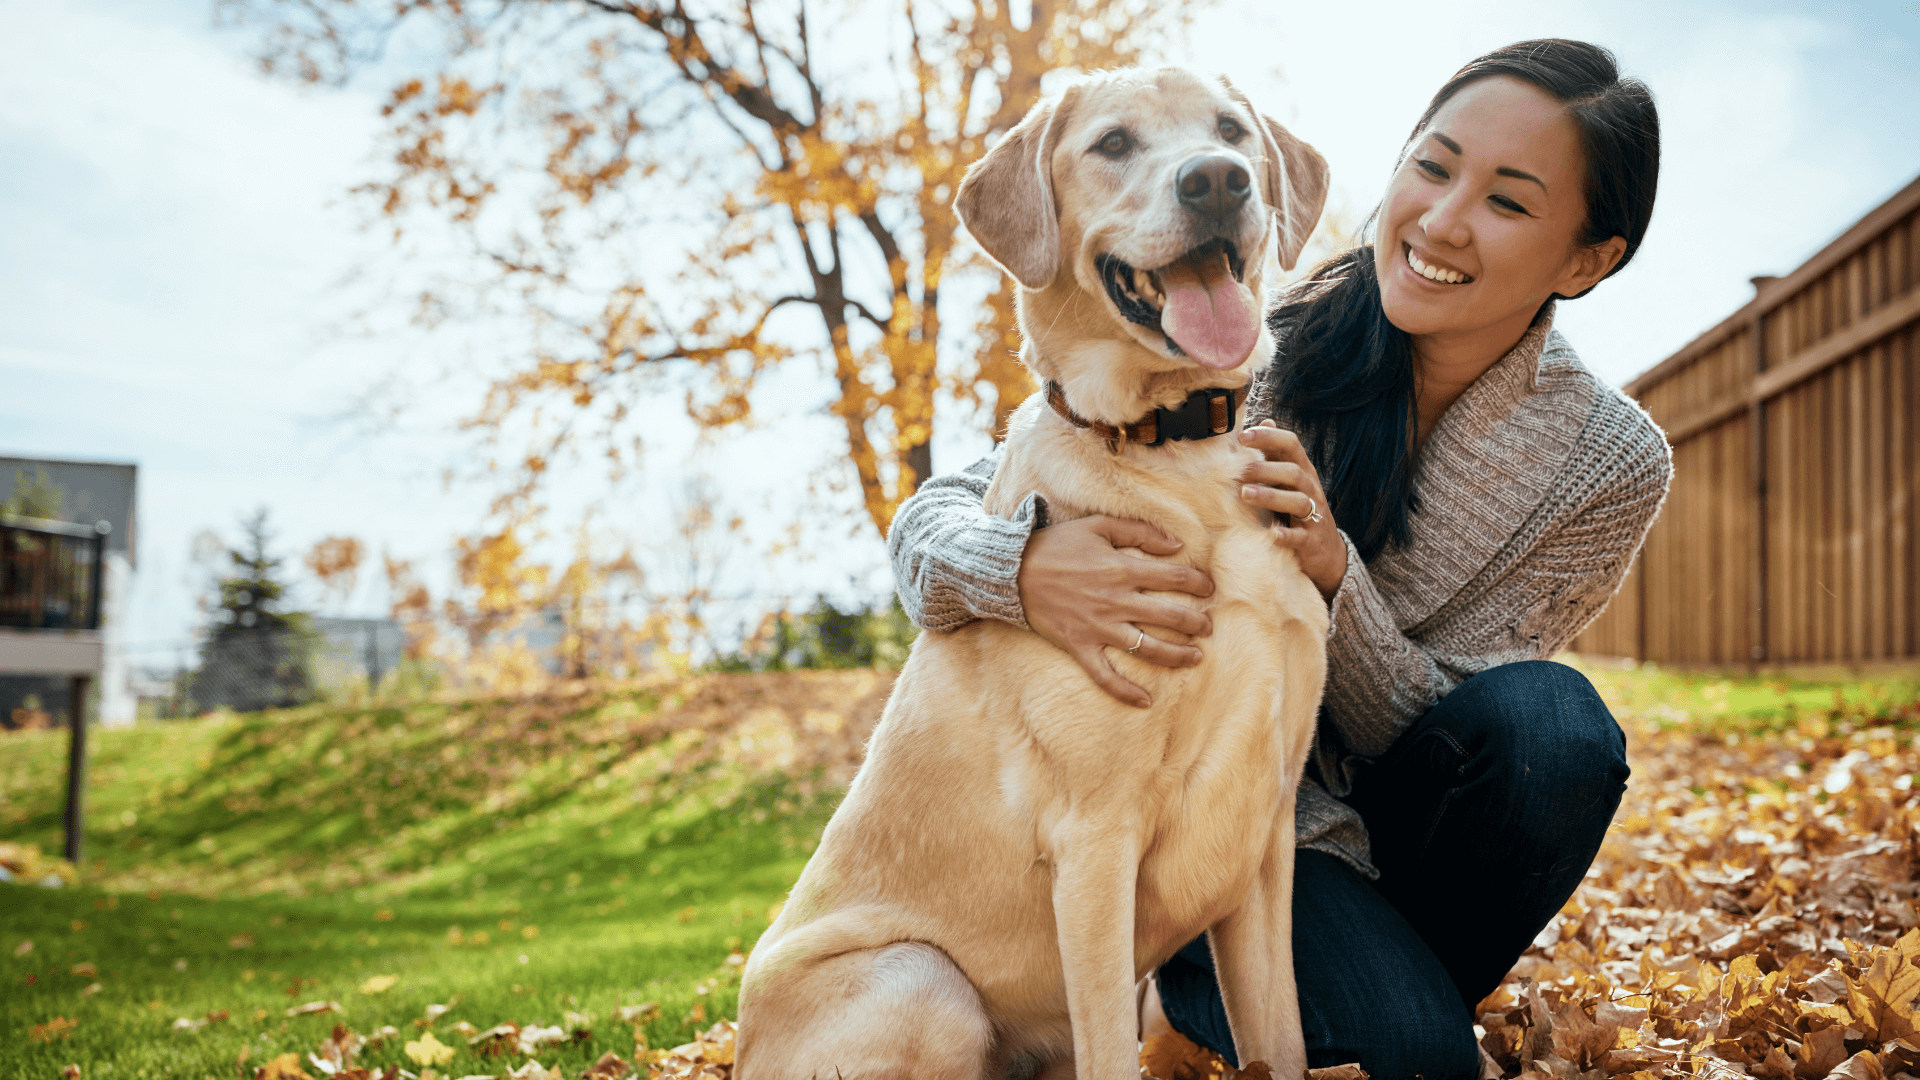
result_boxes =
[1159,251,1257,370]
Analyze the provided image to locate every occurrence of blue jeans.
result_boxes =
[1155,661,1629,1079]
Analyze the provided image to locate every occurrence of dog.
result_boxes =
[736,67,1331,1080]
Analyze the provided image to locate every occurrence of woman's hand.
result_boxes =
[1239,421,1350,601]
[1018,515,1215,709]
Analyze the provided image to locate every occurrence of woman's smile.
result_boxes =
[1402,243,1474,285]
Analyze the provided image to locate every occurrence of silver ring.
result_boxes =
[1305,497,1323,524]
[1128,629,1145,655]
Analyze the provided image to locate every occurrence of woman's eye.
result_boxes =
[1218,117,1245,142]
[1415,159,1447,179]
[1491,195,1528,214]
[1096,129,1132,157]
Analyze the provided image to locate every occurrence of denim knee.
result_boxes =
[1441,662,1625,783]
[1429,662,1628,845]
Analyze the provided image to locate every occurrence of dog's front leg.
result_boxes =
[1050,823,1142,1080]
[1208,805,1307,1079]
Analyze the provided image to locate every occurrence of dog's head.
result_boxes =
[957,68,1327,419]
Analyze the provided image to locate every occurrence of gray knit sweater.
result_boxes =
[885,310,1672,877]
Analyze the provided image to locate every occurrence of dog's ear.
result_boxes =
[1262,119,1330,270]
[1222,80,1330,272]
[955,90,1072,290]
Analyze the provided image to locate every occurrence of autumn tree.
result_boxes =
[217,0,1195,535]
[304,535,366,609]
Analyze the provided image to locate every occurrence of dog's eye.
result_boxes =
[1218,117,1246,143]
[1095,129,1132,157]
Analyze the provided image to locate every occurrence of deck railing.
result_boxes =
[0,514,109,632]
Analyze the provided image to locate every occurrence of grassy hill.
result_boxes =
[0,670,893,1079]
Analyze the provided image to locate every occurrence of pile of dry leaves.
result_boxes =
[1468,704,1920,1080]
[1139,692,1920,1080]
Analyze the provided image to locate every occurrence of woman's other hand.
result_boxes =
[1239,421,1350,601]
[1018,515,1215,709]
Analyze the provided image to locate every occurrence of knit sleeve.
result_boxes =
[1313,418,1671,793]
[886,448,1046,632]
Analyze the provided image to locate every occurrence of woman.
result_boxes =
[888,39,1669,1079]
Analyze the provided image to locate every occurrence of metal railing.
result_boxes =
[0,514,110,631]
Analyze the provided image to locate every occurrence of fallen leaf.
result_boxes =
[14,940,33,957]
[579,1052,629,1080]
[61,1067,80,1079]
[698,1022,735,1066]
[230,935,256,949]
[29,1017,78,1042]
[1141,1029,1222,1080]
[1827,1050,1885,1080]
[612,1003,659,1024]
[358,975,399,995]
[405,1033,456,1068]
[468,1024,519,1058]
[515,1025,567,1056]
[69,962,96,976]
[315,1023,364,1067]
[289,1001,344,1017]
[254,1053,313,1080]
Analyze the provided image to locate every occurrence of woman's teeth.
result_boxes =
[1407,247,1471,284]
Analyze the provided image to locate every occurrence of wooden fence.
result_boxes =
[1573,173,1920,668]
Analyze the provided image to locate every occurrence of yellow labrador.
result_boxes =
[737,67,1330,1080]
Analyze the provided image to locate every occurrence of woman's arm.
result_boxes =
[1312,440,1669,788]
[887,449,1037,632]
[887,448,1217,706]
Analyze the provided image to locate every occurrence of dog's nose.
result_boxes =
[1176,154,1252,220]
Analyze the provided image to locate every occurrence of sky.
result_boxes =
[2,0,1917,666]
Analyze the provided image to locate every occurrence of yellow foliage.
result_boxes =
[232,0,1189,540]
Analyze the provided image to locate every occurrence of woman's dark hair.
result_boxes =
[1274,39,1660,562]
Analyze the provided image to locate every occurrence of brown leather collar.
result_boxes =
[1045,380,1248,448]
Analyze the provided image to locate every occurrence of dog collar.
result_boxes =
[1044,381,1247,448]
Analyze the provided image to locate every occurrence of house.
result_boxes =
[1,455,138,727]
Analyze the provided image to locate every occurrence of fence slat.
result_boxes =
[1897,330,1915,657]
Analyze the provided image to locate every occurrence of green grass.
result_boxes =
[0,682,843,1079]
[1570,658,1920,736]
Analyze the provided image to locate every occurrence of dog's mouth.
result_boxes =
[1097,238,1258,370]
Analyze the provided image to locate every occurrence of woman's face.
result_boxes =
[1373,76,1623,345]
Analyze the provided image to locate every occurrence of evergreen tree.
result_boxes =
[191,509,316,713]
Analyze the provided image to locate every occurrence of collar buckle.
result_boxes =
[1045,381,1244,449]
[1150,386,1238,445]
